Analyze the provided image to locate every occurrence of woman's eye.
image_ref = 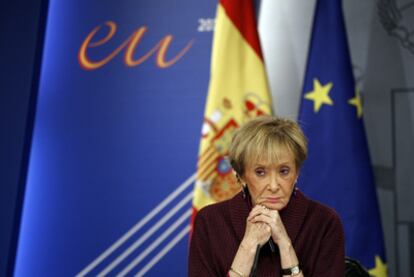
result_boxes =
[255,168,265,176]
[280,167,290,175]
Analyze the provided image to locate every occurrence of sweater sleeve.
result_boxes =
[188,210,218,277]
[311,210,345,277]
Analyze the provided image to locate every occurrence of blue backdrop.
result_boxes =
[14,1,216,276]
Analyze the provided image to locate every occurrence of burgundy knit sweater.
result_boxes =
[188,190,345,277]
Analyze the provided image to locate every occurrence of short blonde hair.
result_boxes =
[228,116,307,176]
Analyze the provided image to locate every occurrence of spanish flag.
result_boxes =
[192,0,273,218]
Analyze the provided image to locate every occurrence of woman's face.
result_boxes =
[242,149,298,211]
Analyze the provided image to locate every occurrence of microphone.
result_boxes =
[268,239,276,252]
[250,241,276,277]
[250,244,261,277]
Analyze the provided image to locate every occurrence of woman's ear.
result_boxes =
[233,170,248,198]
[230,159,242,177]
[295,170,300,184]
[293,174,299,196]
[233,169,241,182]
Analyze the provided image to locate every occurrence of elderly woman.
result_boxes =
[189,116,345,276]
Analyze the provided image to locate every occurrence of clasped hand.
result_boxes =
[242,205,290,248]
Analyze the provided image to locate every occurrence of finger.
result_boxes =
[260,208,280,221]
[252,204,267,213]
[249,214,274,225]
[247,205,268,220]
[252,222,272,238]
[255,205,275,217]
[257,207,279,221]
[269,209,279,217]
[248,210,270,222]
[262,223,271,234]
[260,223,272,239]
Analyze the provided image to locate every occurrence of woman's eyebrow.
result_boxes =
[258,158,293,164]
[252,163,266,167]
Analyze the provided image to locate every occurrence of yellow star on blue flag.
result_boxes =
[368,255,388,277]
[304,79,334,112]
[298,0,388,274]
[348,88,363,118]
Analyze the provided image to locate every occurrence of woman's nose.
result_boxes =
[268,175,279,192]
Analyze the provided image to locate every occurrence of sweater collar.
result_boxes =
[228,190,309,244]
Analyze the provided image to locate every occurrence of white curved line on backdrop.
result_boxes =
[76,173,196,277]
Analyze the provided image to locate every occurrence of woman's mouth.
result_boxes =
[262,197,282,204]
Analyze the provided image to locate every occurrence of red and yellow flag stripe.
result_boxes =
[193,0,273,217]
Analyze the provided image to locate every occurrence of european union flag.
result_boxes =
[298,1,388,276]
